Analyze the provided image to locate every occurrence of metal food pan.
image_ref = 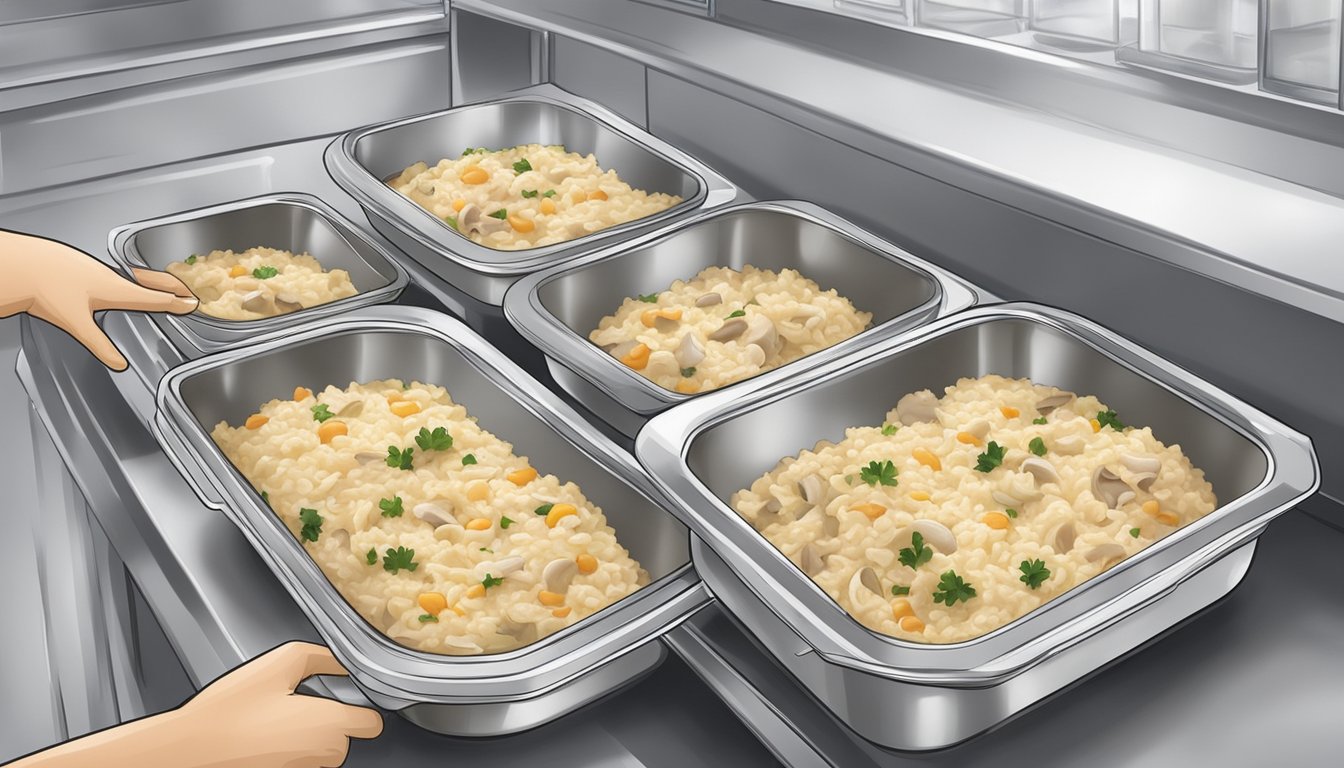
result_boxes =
[505,200,981,438]
[108,193,409,356]
[637,303,1317,750]
[323,84,736,309]
[151,305,707,736]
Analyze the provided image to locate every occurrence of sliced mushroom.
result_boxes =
[413,501,454,528]
[1092,467,1136,509]
[1020,457,1061,486]
[543,558,578,592]
[895,390,939,426]
[479,215,510,235]
[848,567,885,607]
[456,203,481,234]
[1121,453,1162,475]
[709,318,748,342]
[1053,435,1085,456]
[798,474,825,506]
[755,498,785,527]
[1085,543,1127,568]
[741,315,780,357]
[644,350,680,380]
[337,399,365,418]
[329,529,350,549]
[354,451,383,465]
[800,544,826,576]
[893,519,958,555]
[744,343,767,367]
[240,290,274,314]
[858,567,883,596]
[440,636,483,653]
[821,515,839,538]
[1131,472,1158,492]
[674,333,705,368]
[966,419,991,441]
[485,556,525,577]
[695,292,723,307]
[602,339,640,360]
[1035,392,1076,415]
[652,314,680,333]
[991,489,1024,508]
[1051,522,1077,553]
[274,293,303,314]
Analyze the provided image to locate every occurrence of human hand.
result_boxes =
[0,229,198,370]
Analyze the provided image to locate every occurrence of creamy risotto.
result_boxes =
[212,380,648,655]
[731,375,1217,644]
[165,247,357,320]
[589,265,872,394]
[388,144,681,251]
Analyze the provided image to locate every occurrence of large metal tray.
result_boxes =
[637,303,1318,750]
[504,200,982,438]
[108,193,409,355]
[323,84,736,310]
[151,305,708,736]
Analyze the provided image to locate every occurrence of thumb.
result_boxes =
[62,311,129,371]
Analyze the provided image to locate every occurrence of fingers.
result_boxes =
[131,267,195,299]
[61,310,129,371]
[92,278,199,314]
[265,642,352,691]
[323,701,384,740]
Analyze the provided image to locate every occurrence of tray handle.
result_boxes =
[149,410,227,510]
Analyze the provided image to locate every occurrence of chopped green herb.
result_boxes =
[542,189,557,197]
[482,573,504,589]
[680,367,697,378]
[461,147,485,156]
[386,445,415,471]
[844,475,854,485]
[726,309,746,319]
[513,158,532,173]
[637,293,660,303]
[898,531,932,570]
[747,298,760,306]
[881,424,898,436]
[415,426,453,452]
[252,266,279,280]
[1028,437,1047,456]
[1019,559,1050,590]
[185,255,198,265]
[1096,409,1126,431]
[500,516,515,529]
[418,614,439,623]
[1032,417,1048,425]
[1130,527,1141,538]
[1006,508,1018,518]
[379,496,404,518]
[521,189,539,198]
[974,441,1006,473]
[311,404,334,423]
[891,585,911,596]
[444,215,458,230]
[534,503,555,516]
[932,570,977,605]
[382,546,417,574]
[488,208,508,220]
[299,508,323,542]
[461,453,477,466]
[260,490,269,505]
[365,548,377,565]
[860,459,898,487]
[480,547,493,553]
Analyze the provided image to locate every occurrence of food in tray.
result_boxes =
[165,247,357,320]
[212,379,649,655]
[588,265,872,394]
[730,374,1217,644]
[387,144,682,250]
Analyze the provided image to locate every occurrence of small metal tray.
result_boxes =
[151,305,708,736]
[505,200,981,438]
[108,192,409,355]
[637,303,1318,749]
[323,84,736,309]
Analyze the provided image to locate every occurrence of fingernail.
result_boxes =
[173,296,199,313]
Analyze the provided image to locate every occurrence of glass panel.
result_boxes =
[1262,0,1342,104]
[835,0,915,26]
[1029,0,1135,47]
[915,0,1028,37]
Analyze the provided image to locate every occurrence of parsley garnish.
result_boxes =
[185,255,198,265]
[637,293,659,303]
[860,460,898,487]
[462,453,477,466]
[521,189,539,198]
[680,367,697,378]
[365,548,377,565]
[534,503,555,516]
[974,441,1006,473]
[382,546,417,574]
[386,445,415,471]
[1096,409,1126,431]
[1006,508,1018,518]
[415,426,453,452]
[542,189,557,197]
[500,516,515,529]
[891,585,911,596]
[881,424,898,436]
[299,508,323,542]
[898,532,933,569]
[418,614,438,623]
[726,309,746,318]
[1130,527,1141,538]
[1028,437,1046,456]
[252,266,278,279]
[480,547,492,553]
[311,404,334,423]
[1032,417,1048,425]
[444,215,458,229]
[1019,559,1050,590]
[513,158,532,173]
[461,147,487,156]
[260,490,269,505]
[379,496,404,518]
[488,209,508,220]
[932,570,977,605]
[482,573,504,589]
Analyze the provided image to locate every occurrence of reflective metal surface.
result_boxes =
[108,193,409,355]
[324,83,737,307]
[506,200,980,437]
[638,303,1318,749]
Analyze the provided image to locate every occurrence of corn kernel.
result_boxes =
[451,198,466,212]
[539,198,557,214]
[552,606,572,618]
[1000,406,1020,418]
[576,554,598,574]
[909,491,931,501]
[982,512,1011,530]
[460,166,489,185]
[641,308,683,327]
[1091,418,1102,433]
[890,598,914,620]
[1142,500,1161,517]
[507,213,535,233]
[852,503,886,521]
[293,386,312,401]
[466,584,486,599]
[317,420,347,444]
[507,467,538,486]
[675,380,699,394]
[1156,511,1180,526]
[571,191,587,204]
[467,482,489,502]
[386,392,404,403]
[244,414,269,430]
[546,503,578,528]
[538,591,565,606]
[228,265,247,278]
[588,189,608,201]
[390,401,421,417]
[450,604,466,617]
[956,431,982,446]
[417,592,447,615]
[912,448,942,471]
[620,343,651,370]
[899,616,925,633]
[465,518,492,531]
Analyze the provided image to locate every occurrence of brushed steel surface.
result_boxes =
[107,193,409,355]
[505,200,980,437]
[324,83,737,307]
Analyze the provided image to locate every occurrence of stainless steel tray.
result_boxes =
[151,305,709,736]
[504,200,981,438]
[323,84,736,309]
[637,303,1318,750]
[108,193,409,355]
